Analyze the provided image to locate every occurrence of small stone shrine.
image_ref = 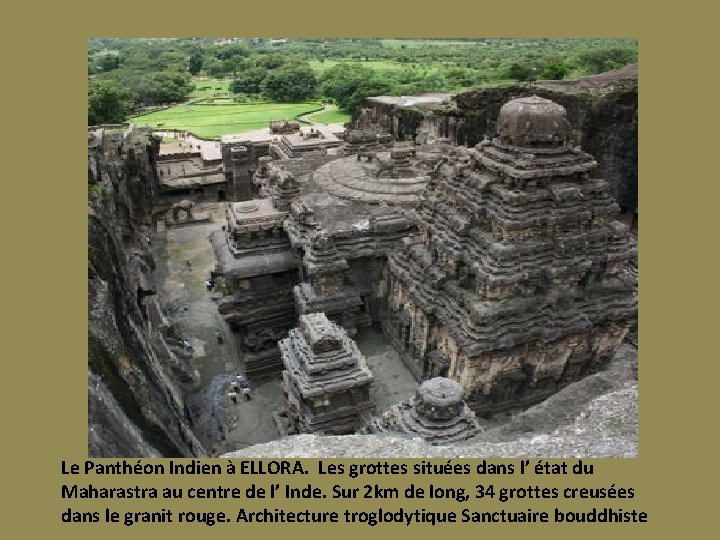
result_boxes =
[277,313,374,435]
[364,377,482,445]
[270,126,344,159]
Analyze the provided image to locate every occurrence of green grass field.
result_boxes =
[306,106,351,124]
[189,78,232,101]
[131,102,323,138]
[308,59,410,75]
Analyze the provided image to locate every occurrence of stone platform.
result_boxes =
[312,154,429,204]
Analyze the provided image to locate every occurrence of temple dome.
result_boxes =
[414,377,465,421]
[496,96,571,148]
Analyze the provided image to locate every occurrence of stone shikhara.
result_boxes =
[384,96,636,413]
[277,313,374,436]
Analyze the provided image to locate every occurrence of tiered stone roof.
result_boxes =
[386,96,637,412]
[279,313,374,434]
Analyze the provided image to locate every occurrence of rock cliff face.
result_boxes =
[353,64,638,211]
[87,128,205,457]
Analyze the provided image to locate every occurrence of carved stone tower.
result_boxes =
[385,96,637,413]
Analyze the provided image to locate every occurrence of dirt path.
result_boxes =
[297,103,334,124]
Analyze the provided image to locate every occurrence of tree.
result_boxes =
[319,63,374,110]
[88,80,133,125]
[344,79,392,113]
[260,66,317,102]
[506,62,536,81]
[112,70,193,106]
[223,57,252,77]
[216,44,250,61]
[540,56,569,80]
[230,67,267,94]
[576,47,637,74]
[98,54,120,72]
[203,57,227,78]
[188,51,203,75]
[256,54,287,70]
[445,68,470,83]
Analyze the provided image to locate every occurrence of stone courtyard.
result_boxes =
[150,202,417,455]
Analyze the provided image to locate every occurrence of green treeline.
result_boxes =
[88,38,637,125]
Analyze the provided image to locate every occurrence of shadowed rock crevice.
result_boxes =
[88,128,204,457]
